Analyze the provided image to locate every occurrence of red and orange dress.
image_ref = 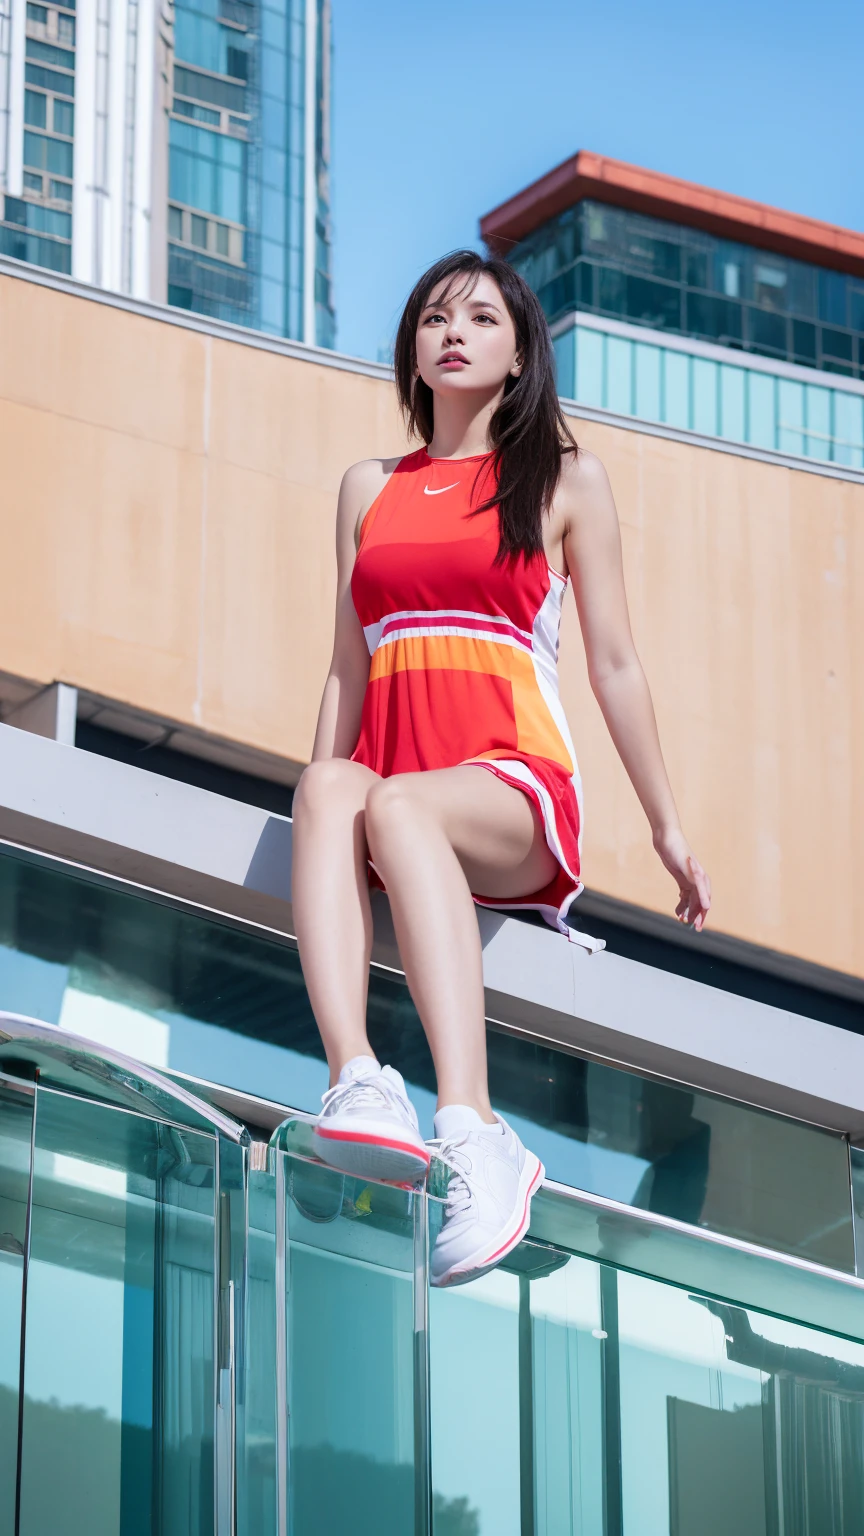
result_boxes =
[350,447,595,946]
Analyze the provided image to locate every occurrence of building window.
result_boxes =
[168,202,245,265]
[51,97,73,135]
[24,88,47,127]
[509,200,864,380]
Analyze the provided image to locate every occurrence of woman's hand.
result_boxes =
[653,827,712,932]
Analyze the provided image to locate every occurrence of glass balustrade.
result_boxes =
[0,845,857,1274]
[2,1057,864,1536]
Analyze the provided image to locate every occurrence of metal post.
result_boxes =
[600,1265,623,1536]
[274,1151,288,1536]
[518,1272,535,1536]
[13,1079,37,1536]
[413,1191,432,1536]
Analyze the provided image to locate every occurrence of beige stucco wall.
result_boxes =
[1,270,861,977]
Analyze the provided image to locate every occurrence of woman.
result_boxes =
[291,250,711,1288]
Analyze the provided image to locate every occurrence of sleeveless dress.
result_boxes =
[350,447,598,948]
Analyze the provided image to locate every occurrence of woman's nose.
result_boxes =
[444,324,464,345]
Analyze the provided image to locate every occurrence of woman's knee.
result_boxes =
[293,758,364,822]
[364,776,426,847]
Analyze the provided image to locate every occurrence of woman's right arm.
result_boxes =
[310,462,380,762]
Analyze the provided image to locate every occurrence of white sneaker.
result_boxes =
[427,1107,544,1287]
[313,1056,430,1185]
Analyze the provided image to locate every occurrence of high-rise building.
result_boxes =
[0,0,334,343]
[482,150,864,470]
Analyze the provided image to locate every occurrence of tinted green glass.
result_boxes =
[282,1151,420,1535]
[528,1183,864,1343]
[431,1221,864,1535]
[0,1078,34,1536]
[510,199,864,379]
[0,846,855,1274]
[17,1088,216,1536]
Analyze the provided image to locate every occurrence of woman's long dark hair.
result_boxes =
[393,250,577,563]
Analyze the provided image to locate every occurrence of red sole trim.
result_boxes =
[314,1126,430,1166]
[484,1161,544,1264]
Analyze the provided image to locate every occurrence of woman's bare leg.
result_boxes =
[290,757,381,1083]
[363,767,557,1120]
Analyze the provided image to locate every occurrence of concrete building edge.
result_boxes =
[1,256,862,484]
[3,803,864,1139]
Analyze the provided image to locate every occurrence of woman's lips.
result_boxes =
[438,356,468,369]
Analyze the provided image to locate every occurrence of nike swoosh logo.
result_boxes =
[424,483,459,495]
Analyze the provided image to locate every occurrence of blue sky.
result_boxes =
[329,0,863,361]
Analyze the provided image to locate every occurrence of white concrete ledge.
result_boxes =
[2,722,864,1135]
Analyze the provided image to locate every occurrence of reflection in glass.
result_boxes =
[0,847,855,1273]
[430,1231,864,1536]
[509,198,863,379]
[282,1153,419,1535]
[17,1089,216,1536]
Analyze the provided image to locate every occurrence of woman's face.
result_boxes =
[414,272,521,400]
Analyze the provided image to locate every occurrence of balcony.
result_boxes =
[553,311,864,472]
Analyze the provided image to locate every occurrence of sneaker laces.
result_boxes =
[321,1073,413,1124]
[426,1133,474,1218]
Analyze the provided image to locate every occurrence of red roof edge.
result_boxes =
[480,151,864,280]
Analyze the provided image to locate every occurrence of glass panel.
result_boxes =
[51,97,73,136]
[719,364,746,442]
[833,391,864,469]
[0,1077,34,1536]
[777,379,805,457]
[431,1219,864,1536]
[818,269,847,326]
[23,89,46,128]
[240,1158,278,1536]
[822,327,854,363]
[430,1263,521,1532]
[551,329,575,399]
[18,1088,216,1536]
[624,273,680,331]
[747,307,787,358]
[605,336,632,415]
[747,371,776,449]
[633,342,661,421]
[0,848,855,1273]
[686,291,743,346]
[792,317,818,365]
[804,383,832,460]
[573,325,603,407]
[618,1268,864,1535]
[528,1183,863,1342]
[282,1150,420,1535]
[663,349,690,428]
[691,358,718,436]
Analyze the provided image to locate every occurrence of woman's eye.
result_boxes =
[475,314,495,324]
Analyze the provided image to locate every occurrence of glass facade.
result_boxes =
[167,0,335,342]
[0,1,76,274]
[510,200,864,381]
[553,318,864,469]
[0,844,859,1275]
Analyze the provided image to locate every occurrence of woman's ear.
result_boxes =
[510,355,523,378]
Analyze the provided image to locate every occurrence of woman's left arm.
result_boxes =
[560,451,711,931]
